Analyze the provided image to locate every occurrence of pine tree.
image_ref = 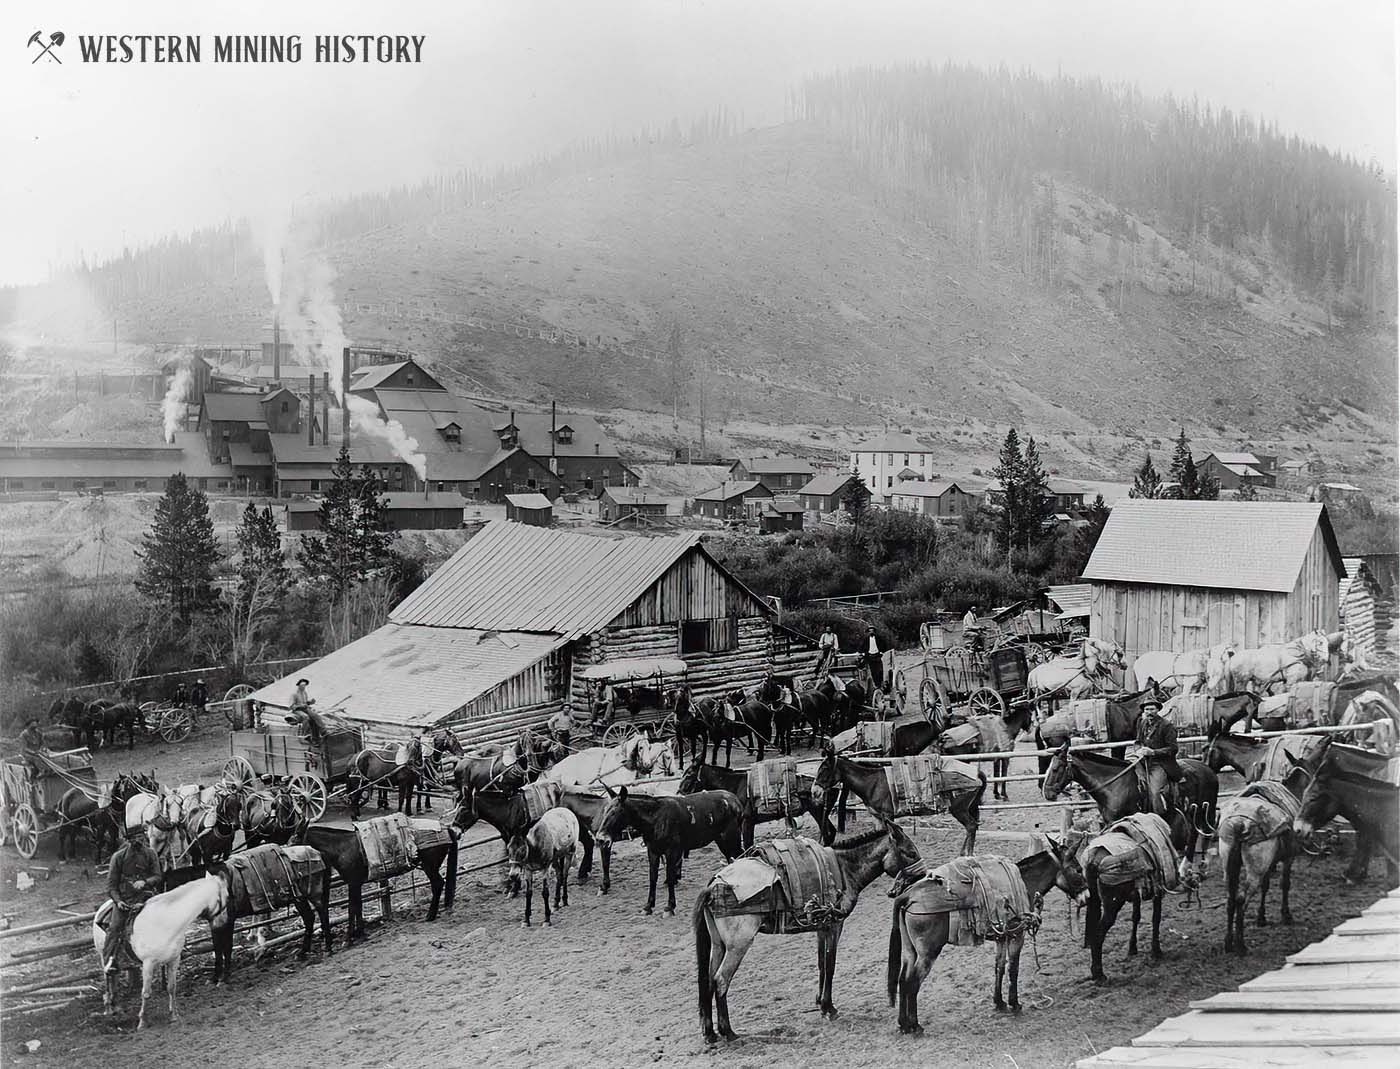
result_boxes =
[1129,451,1163,499]
[297,448,400,590]
[991,429,1024,556]
[1235,480,1259,501]
[1196,467,1221,500]
[236,504,289,606]
[1168,428,1199,499]
[1019,435,1051,550]
[1076,494,1111,561]
[135,472,220,619]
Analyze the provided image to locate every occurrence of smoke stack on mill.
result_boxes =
[341,347,350,448]
[273,316,281,384]
[322,372,330,446]
[308,374,316,446]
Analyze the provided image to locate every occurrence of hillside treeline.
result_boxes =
[801,64,1396,320]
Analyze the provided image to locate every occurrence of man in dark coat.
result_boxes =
[104,829,162,976]
[189,679,208,714]
[863,625,888,693]
[1132,697,1182,811]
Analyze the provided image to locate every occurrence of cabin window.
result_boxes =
[40,481,55,490]
[132,479,147,490]
[903,454,909,466]
[680,618,738,655]
[310,480,321,491]
[406,374,415,386]
[281,401,289,414]
[887,453,894,464]
[221,428,231,439]
[584,476,594,490]
[555,428,573,443]
[73,480,87,491]
[436,482,446,492]
[527,477,537,489]
[103,480,117,489]
[886,476,893,488]
[8,480,23,490]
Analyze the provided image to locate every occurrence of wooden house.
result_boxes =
[693,480,773,520]
[729,456,816,492]
[759,499,805,533]
[889,479,983,520]
[1339,557,1382,662]
[250,520,819,746]
[598,486,668,524]
[1082,501,1344,679]
[797,473,865,515]
[505,492,554,526]
[1196,451,1278,491]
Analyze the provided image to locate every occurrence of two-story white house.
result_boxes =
[849,431,937,504]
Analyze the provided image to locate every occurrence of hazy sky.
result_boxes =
[1,0,1394,287]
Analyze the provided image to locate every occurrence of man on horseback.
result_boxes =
[103,826,162,978]
[1131,697,1183,814]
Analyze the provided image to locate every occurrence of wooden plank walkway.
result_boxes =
[1078,887,1400,1068]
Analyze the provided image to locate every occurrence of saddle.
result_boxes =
[354,813,419,881]
[710,837,846,933]
[1088,813,1181,894]
[884,755,982,817]
[747,757,801,819]
[939,723,981,752]
[409,817,454,854]
[918,856,1033,947]
[1224,780,1300,845]
[521,780,563,823]
[1131,757,1177,817]
[1288,681,1336,728]
[224,844,324,916]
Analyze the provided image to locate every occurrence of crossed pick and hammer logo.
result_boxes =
[29,30,65,63]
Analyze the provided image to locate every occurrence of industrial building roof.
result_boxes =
[347,361,419,392]
[1082,501,1343,593]
[267,433,402,467]
[286,491,467,513]
[852,431,930,453]
[390,520,704,638]
[201,389,292,423]
[734,455,816,475]
[0,432,231,480]
[249,622,567,727]
[226,442,271,470]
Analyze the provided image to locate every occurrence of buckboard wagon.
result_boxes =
[894,643,1031,723]
[0,748,97,859]
[577,657,688,746]
[224,719,364,821]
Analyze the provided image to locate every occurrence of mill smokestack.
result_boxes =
[341,347,350,449]
[551,400,557,460]
[322,372,330,446]
[273,316,281,384]
[308,374,316,446]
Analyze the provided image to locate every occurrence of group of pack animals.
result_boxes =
[72,641,1399,1036]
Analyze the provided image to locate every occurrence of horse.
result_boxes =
[48,695,88,744]
[1203,722,1323,782]
[695,690,772,767]
[1026,638,1124,711]
[92,874,228,1028]
[86,700,143,750]
[452,729,556,799]
[304,820,460,944]
[936,702,1035,801]
[833,717,939,759]
[208,845,333,982]
[618,733,677,776]
[1033,683,1172,774]
[183,787,244,866]
[507,807,580,927]
[1338,691,1400,753]
[595,786,743,916]
[241,785,307,849]
[57,773,153,863]
[451,785,609,893]
[346,746,418,817]
[1293,738,1400,887]
[811,747,984,855]
[678,756,835,848]
[1218,757,1321,954]
[1131,646,1230,696]
[694,819,922,1043]
[1080,813,1180,983]
[790,679,841,745]
[1041,741,1218,865]
[544,745,681,792]
[887,835,1088,1032]
[1207,629,1330,695]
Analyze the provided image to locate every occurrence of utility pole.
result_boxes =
[697,350,707,462]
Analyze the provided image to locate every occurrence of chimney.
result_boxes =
[341,347,350,448]
[308,374,316,445]
[322,372,330,446]
[273,316,281,384]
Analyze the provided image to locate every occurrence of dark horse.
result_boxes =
[452,731,556,799]
[346,745,419,817]
[695,691,772,767]
[241,785,307,849]
[208,846,333,983]
[812,748,985,855]
[694,820,923,1043]
[48,696,87,744]
[678,756,835,848]
[450,786,610,892]
[671,686,710,769]
[1041,740,1218,866]
[83,700,143,750]
[183,788,245,866]
[1203,722,1323,783]
[304,821,460,945]
[57,772,155,862]
[1294,737,1400,888]
[595,786,743,916]
[932,702,1035,802]
[887,834,1088,1032]
[1079,815,1180,984]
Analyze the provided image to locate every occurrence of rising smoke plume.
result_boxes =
[162,364,193,442]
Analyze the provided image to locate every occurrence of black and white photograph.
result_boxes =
[1,1,1397,1065]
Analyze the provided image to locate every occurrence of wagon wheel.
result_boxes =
[1024,642,1050,666]
[891,670,910,714]
[288,772,327,822]
[11,803,39,859]
[158,706,194,743]
[0,802,9,847]
[222,756,258,790]
[868,688,891,720]
[602,722,637,748]
[224,684,255,702]
[656,713,678,741]
[919,678,943,721]
[139,700,161,717]
[969,688,1006,717]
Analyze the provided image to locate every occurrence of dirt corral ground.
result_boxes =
[0,725,1389,1069]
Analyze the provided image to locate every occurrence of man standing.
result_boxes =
[817,624,840,676]
[172,679,189,707]
[547,703,575,750]
[863,625,887,693]
[962,605,984,653]
[189,678,208,716]
[103,828,162,978]
[20,717,46,777]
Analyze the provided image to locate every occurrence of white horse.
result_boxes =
[92,874,228,1028]
[1132,646,1231,696]
[1027,638,1125,705]
[1208,630,1330,695]
[506,807,580,927]
[1339,691,1400,755]
[545,744,677,790]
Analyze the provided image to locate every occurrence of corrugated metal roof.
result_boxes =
[1083,501,1343,593]
[1046,583,1092,618]
[389,520,704,638]
[249,623,565,727]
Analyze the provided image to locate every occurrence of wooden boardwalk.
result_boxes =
[1077,887,1400,1067]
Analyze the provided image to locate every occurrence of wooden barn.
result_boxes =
[1340,557,1382,662]
[285,491,467,531]
[250,520,820,746]
[505,492,554,526]
[1082,501,1344,679]
[598,486,669,525]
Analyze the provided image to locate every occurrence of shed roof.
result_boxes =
[694,480,771,502]
[505,493,553,510]
[1082,501,1343,593]
[603,486,666,507]
[1210,451,1261,466]
[798,472,860,497]
[201,389,292,423]
[892,479,964,499]
[852,431,929,452]
[390,520,712,638]
[1045,583,1092,619]
[249,623,566,727]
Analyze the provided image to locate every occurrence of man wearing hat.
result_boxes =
[863,625,888,693]
[288,679,323,742]
[547,703,575,751]
[103,826,162,978]
[189,678,208,716]
[1131,696,1182,810]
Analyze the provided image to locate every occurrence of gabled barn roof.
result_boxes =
[1083,501,1343,593]
[390,520,720,638]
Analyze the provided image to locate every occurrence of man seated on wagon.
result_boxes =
[591,681,616,732]
[1130,697,1184,810]
[817,624,840,675]
[103,824,163,979]
[19,717,48,778]
[962,605,985,653]
[286,679,326,742]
